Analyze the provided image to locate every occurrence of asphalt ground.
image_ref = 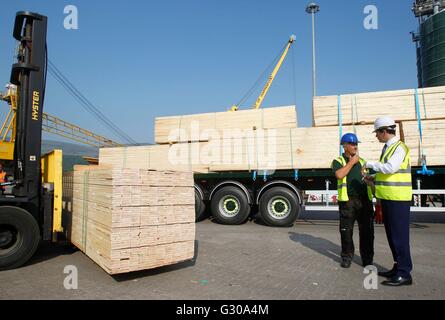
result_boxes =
[1,211,444,300]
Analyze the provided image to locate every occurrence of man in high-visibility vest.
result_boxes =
[331,133,374,269]
[363,116,413,286]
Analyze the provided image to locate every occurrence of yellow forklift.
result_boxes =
[0,11,119,270]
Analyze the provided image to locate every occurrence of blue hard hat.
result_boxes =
[341,133,360,144]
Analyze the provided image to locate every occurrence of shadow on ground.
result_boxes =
[23,241,78,268]
[288,231,385,270]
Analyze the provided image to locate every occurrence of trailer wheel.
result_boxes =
[0,206,40,270]
[195,190,206,221]
[259,187,299,227]
[211,186,250,225]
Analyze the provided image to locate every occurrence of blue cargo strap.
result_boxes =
[252,170,257,181]
[414,88,435,176]
[294,169,299,181]
[338,95,343,155]
[263,170,268,182]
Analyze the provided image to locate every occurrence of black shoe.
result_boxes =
[378,269,397,278]
[340,258,351,268]
[362,261,373,267]
[381,276,413,287]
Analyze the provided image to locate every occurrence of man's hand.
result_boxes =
[349,153,360,165]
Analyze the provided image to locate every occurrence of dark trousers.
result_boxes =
[339,196,374,265]
[381,199,412,278]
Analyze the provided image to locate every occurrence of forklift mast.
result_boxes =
[10,11,47,216]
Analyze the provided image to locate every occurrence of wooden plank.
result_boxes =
[154,105,297,144]
[313,86,445,127]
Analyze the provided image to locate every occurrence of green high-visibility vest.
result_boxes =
[333,156,373,202]
[375,141,412,201]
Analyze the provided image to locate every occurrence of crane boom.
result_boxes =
[230,35,296,111]
[253,35,296,110]
[42,113,121,148]
[1,84,121,160]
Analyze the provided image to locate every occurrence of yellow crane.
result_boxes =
[0,83,121,160]
[230,35,296,111]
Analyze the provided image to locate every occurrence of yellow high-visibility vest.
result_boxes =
[333,156,373,202]
[375,141,412,201]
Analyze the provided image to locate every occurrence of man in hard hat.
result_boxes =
[363,116,413,286]
[331,133,374,269]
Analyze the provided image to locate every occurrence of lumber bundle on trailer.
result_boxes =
[154,105,297,144]
[99,144,210,173]
[313,86,445,127]
[99,120,445,173]
[207,125,386,171]
[67,166,195,275]
[401,119,445,166]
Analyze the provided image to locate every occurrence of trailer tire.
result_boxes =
[211,186,250,225]
[195,190,206,221]
[259,187,299,227]
[0,206,40,270]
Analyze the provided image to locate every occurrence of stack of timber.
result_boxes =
[313,86,445,167]
[67,165,195,275]
[154,105,297,144]
[99,89,445,173]
[312,86,445,127]
[100,125,385,171]
[98,144,210,173]
[401,119,445,166]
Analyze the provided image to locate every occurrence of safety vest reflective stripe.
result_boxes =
[333,156,373,202]
[375,141,412,201]
[375,181,412,187]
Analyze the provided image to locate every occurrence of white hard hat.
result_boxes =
[373,116,396,132]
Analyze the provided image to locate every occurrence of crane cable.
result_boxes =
[47,60,138,145]
[234,41,289,109]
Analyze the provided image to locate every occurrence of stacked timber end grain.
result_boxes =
[69,165,195,275]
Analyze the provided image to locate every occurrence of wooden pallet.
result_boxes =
[154,105,297,144]
[313,86,445,127]
[65,166,195,275]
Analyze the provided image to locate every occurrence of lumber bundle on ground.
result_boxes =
[67,166,195,275]
[313,86,445,127]
[154,105,297,144]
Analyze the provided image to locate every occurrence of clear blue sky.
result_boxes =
[0,0,419,144]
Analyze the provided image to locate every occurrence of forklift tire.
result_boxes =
[259,187,300,227]
[195,190,206,222]
[0,206,40,270]
[211,186,250,225]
